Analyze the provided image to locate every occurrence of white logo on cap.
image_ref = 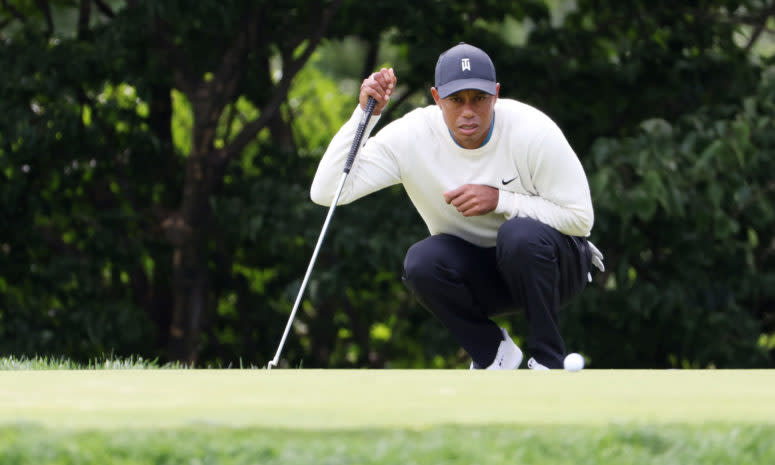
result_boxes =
[461,58,471,71]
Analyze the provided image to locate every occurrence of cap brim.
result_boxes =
[437,79,497,98]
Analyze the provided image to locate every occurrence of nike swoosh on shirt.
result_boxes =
[501,175,519,185]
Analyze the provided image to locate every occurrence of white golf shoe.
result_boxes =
[527,357,550,370]
[469,327,523,370]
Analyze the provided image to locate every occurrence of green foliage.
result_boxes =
[0,425,773,465]
[288,59,355,156]
[562,70,775,368]
[205,141,432,367]
[496,0,765,151]
[1,1,774,368]
[0,20,175,362]
[171,90,193,155]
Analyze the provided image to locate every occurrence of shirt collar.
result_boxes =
[448,113,495,148]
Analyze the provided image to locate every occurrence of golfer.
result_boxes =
[311,43,604,369]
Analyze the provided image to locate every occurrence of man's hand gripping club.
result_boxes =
[360,68,396,115]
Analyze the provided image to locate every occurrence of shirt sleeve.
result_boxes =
[310,105,402,206]
[494,123,594,237]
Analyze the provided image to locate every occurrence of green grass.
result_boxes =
[1,424,773,465]
[1,362,773,464]
[1,369,773,428]
[0,354,186,370]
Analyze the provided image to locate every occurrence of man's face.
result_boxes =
[431,84,499,149]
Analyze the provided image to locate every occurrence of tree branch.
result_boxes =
[286,0,344,87]
[203,2,272,102]
[745,21,766,52]
[78,0,91,39]
[186,6,269,155]
[203,23,250,102]
[361,39,379,81]
[697,4,775,30]
[93,0,115,18]
[34,0,54,36]
[222,102,238,142]
[1,0,27,23]
[732,5,775,26]
[150,16,196,95]
[739,5,775,52]
[220,0,344,162]
[217,70,290,163]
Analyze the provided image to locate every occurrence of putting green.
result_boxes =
[0,370,772,430]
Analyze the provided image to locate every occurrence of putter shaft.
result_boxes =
[267,97,376,369]
[267,173,347,369]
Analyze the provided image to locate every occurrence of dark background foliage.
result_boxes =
[1,0,773,368]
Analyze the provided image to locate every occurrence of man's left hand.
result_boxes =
[443,184,499,217]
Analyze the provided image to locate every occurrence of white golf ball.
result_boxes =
[563,353,585,371]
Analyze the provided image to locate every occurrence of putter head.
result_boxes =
[266,359,278,370]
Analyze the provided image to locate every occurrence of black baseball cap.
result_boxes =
[434,43,497,98]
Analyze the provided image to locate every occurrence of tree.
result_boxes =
[1,0,773,368]
[1,0,536,365]
[1,0,347,363]
[137,1,347,363]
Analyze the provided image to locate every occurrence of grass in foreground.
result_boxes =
[2,369,773,429]
[2,361,773,464]
[0,355,262,370]
[0,355,187,370]
[1,424,772,465]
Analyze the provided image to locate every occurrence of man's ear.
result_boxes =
[431,87,441,105]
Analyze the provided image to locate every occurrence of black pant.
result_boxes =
[402,217,590,368]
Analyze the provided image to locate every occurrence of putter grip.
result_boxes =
[343,96,377,173]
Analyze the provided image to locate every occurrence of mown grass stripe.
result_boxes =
[1,370,773,430]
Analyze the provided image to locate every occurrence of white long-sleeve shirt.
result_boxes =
[311,98,594,248]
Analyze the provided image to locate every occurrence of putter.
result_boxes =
[267,96,377,369]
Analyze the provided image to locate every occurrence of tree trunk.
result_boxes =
[165,94,221,364]
[168,241,209,364]
[165,158,217,363]
[159,1,343,364]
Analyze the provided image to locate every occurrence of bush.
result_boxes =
[563,70,775,368]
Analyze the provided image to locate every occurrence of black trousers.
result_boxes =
[402,217,591,368]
